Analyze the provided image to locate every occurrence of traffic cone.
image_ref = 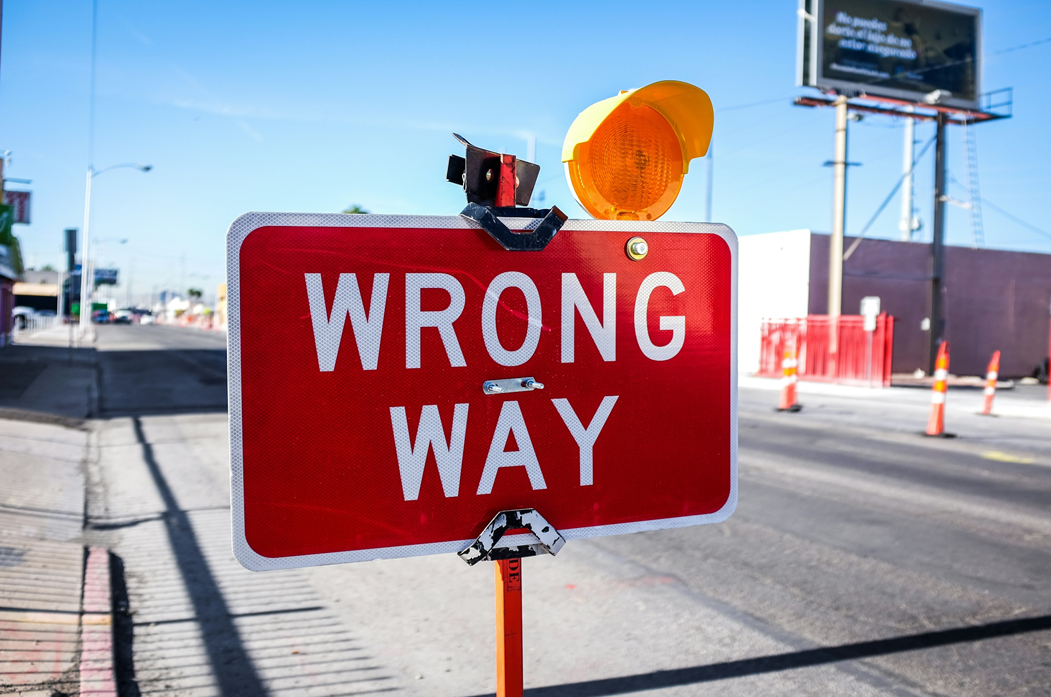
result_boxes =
[778,344,802,412]
[980,350,1000,416]
[926,342,950,436]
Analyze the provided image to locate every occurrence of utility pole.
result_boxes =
[79,0,98,344]
[829,96,848,318]
[899,109,915,241]
[704,144,714,222]
[929,112,948,375]
[828,95,850,375]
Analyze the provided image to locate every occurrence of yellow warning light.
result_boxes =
[562,80,714,221]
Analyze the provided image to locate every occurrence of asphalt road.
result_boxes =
[83,324,1051,696]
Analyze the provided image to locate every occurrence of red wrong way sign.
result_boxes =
[228,213,737,571]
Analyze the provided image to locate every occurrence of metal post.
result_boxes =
[56,270,65,323]
[704,144,714,222]
[929,113,947,375]
[829,96,849,377]
[899,109,915,241]
[829,95,848,317]
[78,169,93,343]
[495,558,523,697]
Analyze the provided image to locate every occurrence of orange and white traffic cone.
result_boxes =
[980,350,1000,416]
[778,345,802,412]
[926,342,950,436]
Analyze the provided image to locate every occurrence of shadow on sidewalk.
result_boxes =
[0,344,96,423]
[467,613,1051,697]
[0,342,231,421]
[96,349,227,417]
[128,416,266,696]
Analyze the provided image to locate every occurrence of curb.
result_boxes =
[79,547,117,696]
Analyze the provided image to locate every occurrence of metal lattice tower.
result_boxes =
[963,117,985,248]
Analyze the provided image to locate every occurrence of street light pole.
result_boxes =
[77,164,151,344]
[78,167,94,343]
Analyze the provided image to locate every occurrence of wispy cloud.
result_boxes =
[119,17,153,46]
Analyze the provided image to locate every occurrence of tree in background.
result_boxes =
[40,263,56,271]
[341,204,369,214]
[188,288,203,301]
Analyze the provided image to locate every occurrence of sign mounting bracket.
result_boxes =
[458,508,566,566]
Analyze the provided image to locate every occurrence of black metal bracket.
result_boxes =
[458,508,566,566]
[460,202,567,252]
[446,133,540,207]
[447,132,566,251]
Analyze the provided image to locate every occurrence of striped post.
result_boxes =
[926,342,950,436]
[980,350,1000,416]
[778,343,801,412]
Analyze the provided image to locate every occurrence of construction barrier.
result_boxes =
[778,344,801,412]
[759,313,895,387]
[926,342,950,436]
[980,350,1000,416]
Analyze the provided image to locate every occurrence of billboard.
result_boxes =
[798,0,981,110]
[94,268,119,285]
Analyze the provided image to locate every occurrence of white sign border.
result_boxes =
[228,212,738,571]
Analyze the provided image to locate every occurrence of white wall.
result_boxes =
[738,230,812,374]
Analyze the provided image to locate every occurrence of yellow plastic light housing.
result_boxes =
[562,80,714,221]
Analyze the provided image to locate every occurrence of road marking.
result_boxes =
[981,450,1035,464]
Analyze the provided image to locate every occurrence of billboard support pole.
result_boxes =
[829,95,848,374]
[929,112,947,375]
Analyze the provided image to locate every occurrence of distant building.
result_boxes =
[14,269,60,314]
[215,282,227,330]
[739,230,1051,378]
[0,245,16,346]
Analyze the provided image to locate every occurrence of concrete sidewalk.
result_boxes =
[0,334,114,696]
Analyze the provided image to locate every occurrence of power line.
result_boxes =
[991,36,1051,56]
[717,119,814,158]
[716,93,798,112]
[981,198,1051,244]
[843,134,936,260]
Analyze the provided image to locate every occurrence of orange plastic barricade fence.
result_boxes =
[759,314,895,387]
[980,350,1000,416]
[926,342,950,436]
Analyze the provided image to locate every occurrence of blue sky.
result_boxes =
[1,0,1049,303]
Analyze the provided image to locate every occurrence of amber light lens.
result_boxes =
[568,103,684,221]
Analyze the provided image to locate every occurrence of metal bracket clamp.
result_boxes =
[460,202,567,251]
[483,377,544,395]
[458,508,566,566]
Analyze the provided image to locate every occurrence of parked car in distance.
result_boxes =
[12,306,36,330]
[139,313,155,325]
[92,310,111,324]
[113,309,134,324]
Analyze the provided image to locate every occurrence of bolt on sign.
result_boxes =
[228,213,738,570]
